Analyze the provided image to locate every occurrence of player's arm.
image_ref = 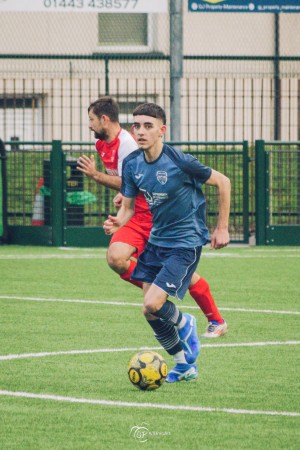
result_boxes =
[103,196,135,235]
[76,154,121,190]
[205,169,231,249]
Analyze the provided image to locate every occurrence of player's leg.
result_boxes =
[133,244,201,382]
[139,245,201,364]
[106,241,142,288]
[107,221,149,288]
[143,283,198,383]
[189,272,228,338]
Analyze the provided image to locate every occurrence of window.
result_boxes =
[0,96,42,144]
[97,13,154,52]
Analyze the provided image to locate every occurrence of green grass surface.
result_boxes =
[0,245,300,449]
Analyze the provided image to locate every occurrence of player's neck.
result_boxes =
[144,143,163,162]
[106,123,121,143]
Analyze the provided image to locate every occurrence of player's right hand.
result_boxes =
[113,192,123,208]
[76,154,97,178]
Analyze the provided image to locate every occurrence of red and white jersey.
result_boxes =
[95,129,137,177]
[95,128,152,223]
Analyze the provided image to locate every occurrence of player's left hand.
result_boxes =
[103,215,121,235]
[210,228,230,249]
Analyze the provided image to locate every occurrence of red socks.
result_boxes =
[188,277,223,323]
[120,260,143,288]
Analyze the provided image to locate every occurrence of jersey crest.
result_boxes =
[156,171,168,185]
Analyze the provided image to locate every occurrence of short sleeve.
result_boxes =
[120,159,139,198]
[164,145,212,183]
[181,153,212,183]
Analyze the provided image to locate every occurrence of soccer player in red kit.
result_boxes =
[77,96,228,337]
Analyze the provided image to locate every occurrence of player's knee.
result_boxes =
[106,248,126,273]
[143,303,156,316]
[143,295,160,316]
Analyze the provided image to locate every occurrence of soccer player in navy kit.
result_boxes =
[104,103,230,382]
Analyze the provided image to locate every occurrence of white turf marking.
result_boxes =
[0,390,298,417]
[0,250,299,260]
[1,295,299,316]
[203,253,300,258]
[1,341,299,362]
[0,254,105,259]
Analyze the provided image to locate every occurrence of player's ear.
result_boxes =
[160,124,166,136]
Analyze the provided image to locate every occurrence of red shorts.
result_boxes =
[110,218,152,257]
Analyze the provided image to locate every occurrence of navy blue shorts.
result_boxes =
[131,242,202,300]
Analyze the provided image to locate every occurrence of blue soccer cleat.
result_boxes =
[166,363,198,383]
[178,313,201,364]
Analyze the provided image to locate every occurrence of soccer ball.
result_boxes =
[128,351,168,391]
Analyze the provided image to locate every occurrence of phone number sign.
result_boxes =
[189,1,300,13]
[0,0,168,13]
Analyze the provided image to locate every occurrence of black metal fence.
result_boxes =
[4,140,249,246]
[3,139,300,246]
[255,140,300,245]
[1,54,299,145]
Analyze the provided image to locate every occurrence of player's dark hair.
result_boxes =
[133,103,166,125]
[88,96,119,122]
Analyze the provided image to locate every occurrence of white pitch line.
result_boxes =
[0,251,299,260]
[0,390,299,417]
[202,253,300,258]
[219,307,300,315]
[0,254,105,259]
[1,341,299,362]
[1,295,299,315]
[0,346,162,361]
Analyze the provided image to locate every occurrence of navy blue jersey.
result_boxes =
[121,144,212,248]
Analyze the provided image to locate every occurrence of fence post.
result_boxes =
[170,0,183,142]
[0,140,8,244]
[242,140,249,244]
[255,140,267,245]
[50,140,65,246]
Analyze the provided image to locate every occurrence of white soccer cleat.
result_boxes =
[201,321,228,338]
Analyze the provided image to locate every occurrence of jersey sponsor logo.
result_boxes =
[135,173,144,179]
[140,189,168,207]
[166,282,176,288]
[156,171,168,185]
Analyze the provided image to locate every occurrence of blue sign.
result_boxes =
[188,1,300,13]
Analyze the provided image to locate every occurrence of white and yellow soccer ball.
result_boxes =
[128,351,168,391]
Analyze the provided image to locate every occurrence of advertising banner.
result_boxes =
[0,0,168,13]
[188,1,300,13]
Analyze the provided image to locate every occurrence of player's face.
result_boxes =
[88,110,108,140]
[132,115,166,150]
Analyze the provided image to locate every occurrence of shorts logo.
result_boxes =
[166,282,176,288]
[156,171,167,185]
[135,174,143,179]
